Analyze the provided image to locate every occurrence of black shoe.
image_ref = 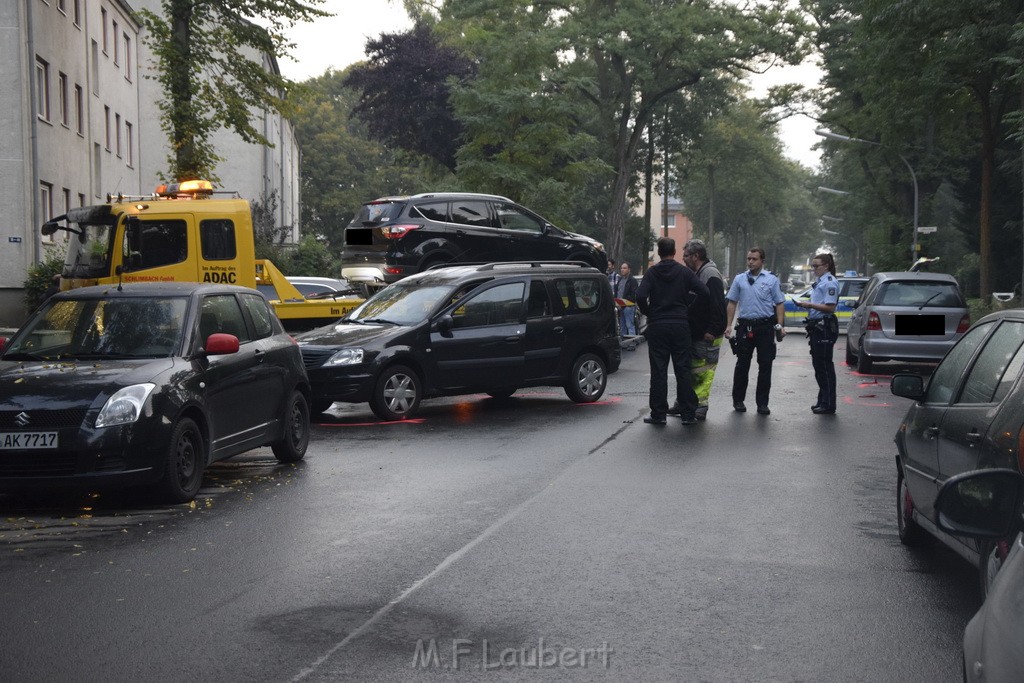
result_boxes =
[695,406,708,421]
[679,415,698,425]
[812,406,836,414]
[643,415,667,425]
[733,402,747,413]
[757,405,771,415]
[811,404,822,411]
[667,403,681,416]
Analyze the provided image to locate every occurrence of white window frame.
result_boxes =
[125,121,134,168]
[35,58,51,122]
[58,73,68,127]
[74,84,84,135]
[40,183,54,242]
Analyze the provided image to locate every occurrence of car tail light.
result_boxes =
[956,314,971,334]
[381,224,420,239]
[866,312,882,331]
[384,266,405,275]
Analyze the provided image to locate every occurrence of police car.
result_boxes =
[783,275,868,330]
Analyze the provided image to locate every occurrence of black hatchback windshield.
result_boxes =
[3,297,188,360]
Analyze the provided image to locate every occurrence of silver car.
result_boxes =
[845,271,969,373]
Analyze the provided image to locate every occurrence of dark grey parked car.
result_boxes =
[846,271,970,372]
[933,469,1024,683]
[892,308,1024,594]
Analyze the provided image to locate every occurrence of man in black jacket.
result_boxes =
[636,237,709,425]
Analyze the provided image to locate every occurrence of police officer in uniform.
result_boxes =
[795,253,840,414]
[724,247,787,415]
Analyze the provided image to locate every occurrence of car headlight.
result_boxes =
[95,383,156,428]
[326,348,364,366]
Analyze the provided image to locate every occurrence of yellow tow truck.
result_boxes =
[41,180,363,330]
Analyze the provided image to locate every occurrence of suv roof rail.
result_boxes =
[409,192,514,202]
[475,261,595,271]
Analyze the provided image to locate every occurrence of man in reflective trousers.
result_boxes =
[724,247,787,415]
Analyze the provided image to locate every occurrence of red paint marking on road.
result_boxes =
[575,397,621,406]
[316,418,426,427]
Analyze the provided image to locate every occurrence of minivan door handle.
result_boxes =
[965,431,982,445]
[553,326,565,334]
[924,426,940,438]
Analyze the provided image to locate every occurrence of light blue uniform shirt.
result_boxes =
[808,272,840,320]
[726,270,785,320]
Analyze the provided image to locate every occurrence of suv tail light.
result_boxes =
[956,314,971,334]
[381,224,420,240]
[866,312,882,331]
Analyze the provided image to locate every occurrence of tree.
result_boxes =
[139,0,329,181]
[344,23,476,172]
[290,68,453,250]
[438,0,809,261]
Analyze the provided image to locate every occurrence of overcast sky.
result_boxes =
[281,0,822,169]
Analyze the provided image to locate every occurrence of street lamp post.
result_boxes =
[821,225,859,274]
[815,128,920,262]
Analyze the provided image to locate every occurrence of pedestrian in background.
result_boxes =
[606,258,621,292]
[724,247,787,416]
[615,261,639,336]
[636,237,709,425]
[669,239,727,421]
[796,253,840,414]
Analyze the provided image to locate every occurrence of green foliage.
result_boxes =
[23,253,65,313]
[278,236,339,277]
[290,68,453,254]
[139,0,330,181]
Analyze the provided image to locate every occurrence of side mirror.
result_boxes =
[435,315,454,338]
[890,374,925,400]
[934,469,1024,539]
[203,333,240,356]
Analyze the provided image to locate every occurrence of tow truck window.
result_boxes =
[200,219,236,260]
[125,219,187,269]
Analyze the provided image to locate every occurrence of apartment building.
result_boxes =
[0,0,300,327]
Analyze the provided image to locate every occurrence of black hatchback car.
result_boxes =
[339,192,607,284]
[0,283,311,503]
[891,308,1024,594]
[297,262,621,420]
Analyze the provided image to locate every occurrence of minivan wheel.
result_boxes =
[272,391,309,463]
[856,341,874,373]
[565,353,607,403]
[370,365,422,421]
[897,471,924,546]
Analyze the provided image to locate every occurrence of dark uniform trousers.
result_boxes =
[732,320,777,408]
[807,315,839,410]
[646,322,697,419]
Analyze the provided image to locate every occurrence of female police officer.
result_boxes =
[795,253,840,414]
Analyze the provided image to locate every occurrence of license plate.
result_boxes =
[895,315,945,335]
[0,431,59,449]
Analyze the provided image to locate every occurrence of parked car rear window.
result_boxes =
[958,321,1024,404]
[355,201,404,225]
[878,281,963,307]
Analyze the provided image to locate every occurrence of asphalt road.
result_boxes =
[0,332,980,682]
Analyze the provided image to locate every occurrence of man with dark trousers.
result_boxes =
[724,247,787,415]
[636,237,709,425]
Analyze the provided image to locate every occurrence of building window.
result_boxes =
[112,21,119,65]
[73,0,81,27]
[101,8,108,54]
[115,113,122,157]
[125,121,134,167]
[78,192,86,207]
[123,34,132,81]
[40,183,54,241]
[104,106,111,151]
[35,58,50,122]
[62,189,72,240]
[74,84,83,135]
[91,41,99,95]
[93,144,102,197]
[58,73,68,127]
[57,0,66,14]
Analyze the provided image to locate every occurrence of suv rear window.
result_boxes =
[353,201,405,226]
[878,281,963,307]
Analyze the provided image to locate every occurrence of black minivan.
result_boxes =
[296,262,621,420]
[339,193,607,284]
